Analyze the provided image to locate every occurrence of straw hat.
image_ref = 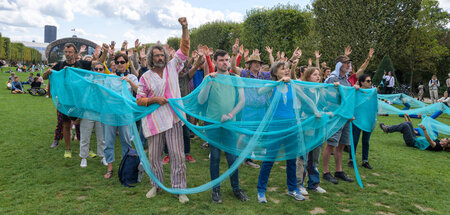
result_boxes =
[245,54,264,64]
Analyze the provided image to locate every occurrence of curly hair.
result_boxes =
[147,45,169,68]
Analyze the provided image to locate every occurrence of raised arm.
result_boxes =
[178,17,190,57]
[315,50,321,68]
[231,38,242,76]
[266,46,274,66]
[355,48,374,78]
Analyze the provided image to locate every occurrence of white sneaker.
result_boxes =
[146,187,158,198]
[178,194,189,203]
[299,186,309,196]
[100,157,108,166]
[314,186,327,194]
[80,158,87,168]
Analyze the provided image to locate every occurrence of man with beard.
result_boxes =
[136,17,190,203]
[43,43,107,158]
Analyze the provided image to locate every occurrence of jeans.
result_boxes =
[210,144,239,190]
[164,124,190,155]
[79,119,105,159]
[296,146,321,190]
[387,122,416,147]
[349,124,371,162]
[257,159,297,193]
[103,124,132,164]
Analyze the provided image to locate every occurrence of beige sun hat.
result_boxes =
[245,54,264,64]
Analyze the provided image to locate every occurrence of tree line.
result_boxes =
[167,1,449,88]
[0,33,42,64]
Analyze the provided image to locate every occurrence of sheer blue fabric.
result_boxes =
[50,67,379,193]
[378,93,427,108]
[378,100,450,116]
[414,116,450,150]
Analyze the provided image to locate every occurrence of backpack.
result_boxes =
[118,148,140,187]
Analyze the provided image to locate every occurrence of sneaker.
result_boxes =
[348,160,353,168]
[257,192,267,203]
[50,140,59,148]
[89,150,97,158]
[323,172,338,184]
[80,158,87,168]
[211,188,222,203]
[313,186,327,194]
[146,187,160,198]
[299,186,309,196]
[186,154,196,163]
[287,190,306,201]
[334,171,354,182]
[362,162,373,170]
[379,123,389,133]
[64,150,72,158]
[162,155,169,164]
[244,160,260,168]
[178,194,189,203]
[233,188,249,202]
[100,157,108,166]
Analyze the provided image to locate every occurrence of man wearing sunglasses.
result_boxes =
[43,43,108,159]
[136,17,190,203]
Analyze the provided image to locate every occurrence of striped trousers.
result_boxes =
[147,122,186,189]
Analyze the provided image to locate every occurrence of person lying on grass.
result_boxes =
[379,114,449,152]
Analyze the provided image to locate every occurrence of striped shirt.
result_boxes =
[137,50,188,137]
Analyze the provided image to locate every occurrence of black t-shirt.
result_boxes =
[426,140,443,151]
[52,60,92,71]
[31,82,41,88]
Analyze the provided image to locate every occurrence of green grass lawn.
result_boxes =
[0,72,449,215]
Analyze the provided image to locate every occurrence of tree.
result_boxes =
[373,55,397,88]
[313,0,421,71]
[241,4,310,65]
[397,0,449,89]
[166,37,180,50]
[190,21,242,54]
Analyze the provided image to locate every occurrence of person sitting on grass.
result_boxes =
[30,77,41,89]
[379,114,449,152]
[11,76,25,94]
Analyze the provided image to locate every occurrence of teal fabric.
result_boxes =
[378,93,427,108]
[378,100,449,116]
[50,67,380,193]
[415,116,450,150]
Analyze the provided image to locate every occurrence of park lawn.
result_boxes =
[0,72,449,215]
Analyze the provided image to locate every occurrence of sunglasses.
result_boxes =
[115,60,126,65]
[365,80,372,83]
[94,68,104,71]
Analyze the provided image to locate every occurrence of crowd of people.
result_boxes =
[7,17,449,204]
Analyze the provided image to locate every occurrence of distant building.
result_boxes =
[44,25,57,43]
[45,37,98,63]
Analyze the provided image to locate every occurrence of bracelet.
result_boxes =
[232,53,236,57]
[228,113,233,118]
[288,59,293,63]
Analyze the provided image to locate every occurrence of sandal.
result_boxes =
[104,170,113,179]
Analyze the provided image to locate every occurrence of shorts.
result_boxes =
[326,122,350,147]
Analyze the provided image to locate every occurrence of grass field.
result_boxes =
[0,71,449,215]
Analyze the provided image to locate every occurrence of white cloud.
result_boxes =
[438,0,450,11]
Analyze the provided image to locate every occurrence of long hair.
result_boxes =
[303,67,320,82]
[147,45,169,68]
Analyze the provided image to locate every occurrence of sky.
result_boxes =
[0,0,449,46]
